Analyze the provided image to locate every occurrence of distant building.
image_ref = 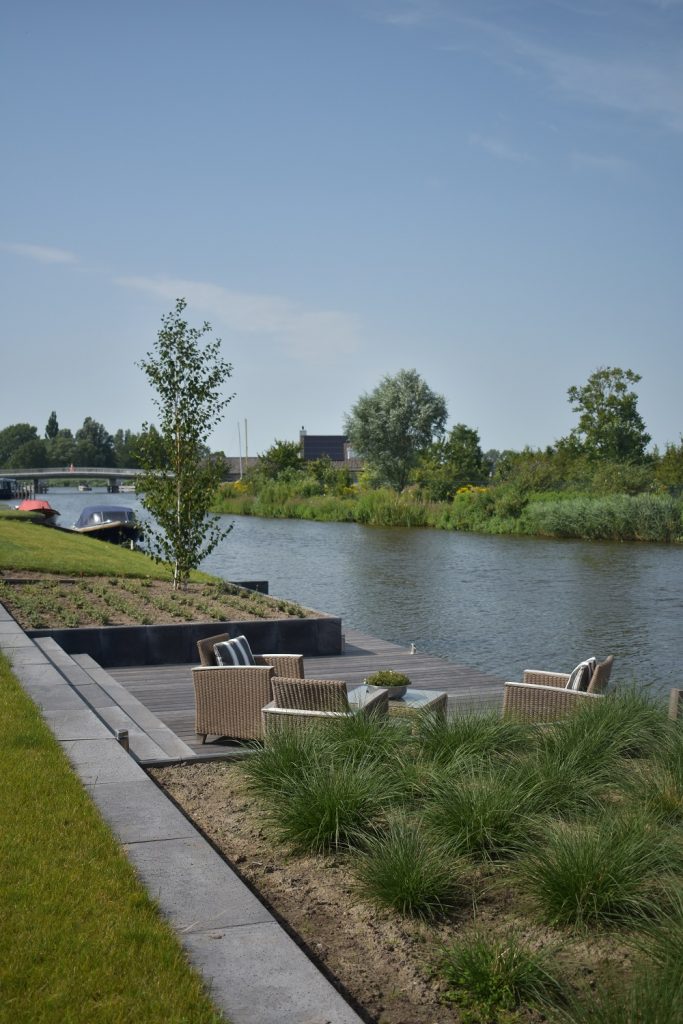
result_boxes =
[300,431,348,462]
[221,432,363,483]
[299,430,363,480]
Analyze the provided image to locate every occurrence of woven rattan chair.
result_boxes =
[192,663,275,742]
[196,632,305,679]
[192,633,306,743]
[502,655,614,722]
[261,677,389,735]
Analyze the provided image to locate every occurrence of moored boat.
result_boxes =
[15,498,61,520]
[72,505,142,546]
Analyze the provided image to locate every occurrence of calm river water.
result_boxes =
[49,489,682,694]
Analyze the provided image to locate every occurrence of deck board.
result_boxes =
[110,628,505,758]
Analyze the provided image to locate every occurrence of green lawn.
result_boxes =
[0,653,227,1023]
[0,515,213,581]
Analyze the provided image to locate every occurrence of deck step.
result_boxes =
[33,638,195,764]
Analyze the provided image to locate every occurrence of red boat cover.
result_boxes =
[16,499,60,516]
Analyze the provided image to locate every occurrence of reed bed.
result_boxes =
[214,483,683,543]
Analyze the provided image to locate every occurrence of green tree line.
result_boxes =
[215,366,683,542]
[0,414,145,470]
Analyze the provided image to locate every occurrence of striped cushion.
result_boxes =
[213,635,255,667]
[566,657,596,691]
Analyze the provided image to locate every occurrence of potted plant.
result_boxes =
[364,670,411,700]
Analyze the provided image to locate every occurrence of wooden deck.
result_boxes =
[110,629,505,759]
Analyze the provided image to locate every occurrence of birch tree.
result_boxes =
[136,298,234,588]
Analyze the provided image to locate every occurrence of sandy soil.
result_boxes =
[151,761,628,1024]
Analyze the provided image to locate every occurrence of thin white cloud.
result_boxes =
[571,150,635,175]
[526,42,683,133]
[116,276,361,362]
[469,133,530,162]
[454,16,683,134]
[1,242,78,264]
[369,0,438,27]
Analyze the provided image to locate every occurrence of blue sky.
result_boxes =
[2,0,682,457]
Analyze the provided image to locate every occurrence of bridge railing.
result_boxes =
[2,467,146,478]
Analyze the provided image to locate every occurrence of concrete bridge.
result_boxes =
[1,467,146,496]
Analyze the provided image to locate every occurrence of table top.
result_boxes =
[387,688,448,710]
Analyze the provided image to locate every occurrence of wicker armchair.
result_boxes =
[196,632,305,679]
[193,663,275,742]
[262,678,389,735]
[502,655,614,722]
[193,633,306,742]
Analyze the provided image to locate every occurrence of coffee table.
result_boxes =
[386,688,448,717]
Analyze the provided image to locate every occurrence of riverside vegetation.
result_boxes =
[212,366,683,543]
[213,473,683,544]
[155,692,683,1024]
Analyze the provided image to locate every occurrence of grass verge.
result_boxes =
[0,653,226,1024]
[0,516,206,579]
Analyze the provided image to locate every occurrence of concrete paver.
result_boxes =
[87,778,198,843]
[183,924,364,1024]
[123,835,275,931]
[43,708,112,741]
[60,738,147,784]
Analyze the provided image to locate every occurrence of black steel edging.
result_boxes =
[27,616,343,667]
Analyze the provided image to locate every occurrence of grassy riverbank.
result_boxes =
[0,516,308,628]
[213,483,683,543]
[0,654,226,1024]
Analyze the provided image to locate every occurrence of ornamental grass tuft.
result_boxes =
[517,808,682,928]
[424,762,540,859]
[438,928,566,1020]
[415,707,531,767]
[352,817,466,918]
[258,755,395,854]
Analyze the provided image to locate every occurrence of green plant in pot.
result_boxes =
[364,670,411,700]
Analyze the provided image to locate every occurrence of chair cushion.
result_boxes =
[214,635,256,667]
[566,657,597,691]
